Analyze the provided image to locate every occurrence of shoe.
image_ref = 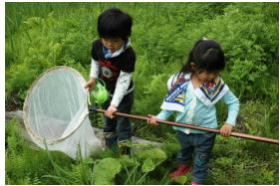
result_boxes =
[191,181,201,185]
[169,163,192,179]
[105,137,118,149]
[120,146,131,155]
[118,140,131,155]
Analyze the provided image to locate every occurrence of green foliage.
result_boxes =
[5,118,279,185]
[5,119,69,184]
[174,175,189,185]
[161,142,181,158]
[142,158,155,173]
[119,146,168,184]
[93,158,121,185]
[119,154,138,167]
[135,146,167,174]
[239,100,279,139]
[6,2,279,110]
[5,6,99,108]
[6,120,170,185]
[209,134,279,185]
[136,147,167,160]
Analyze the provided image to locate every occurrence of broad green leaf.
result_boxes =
[136,148,167,161]
[141,158,156,173]
[93,158,121,185]
[174,176,188,185]
[119,155,138,167]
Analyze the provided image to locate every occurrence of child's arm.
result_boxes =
[147,110,174,126]
[85,59,99,91]
[105,71,132,118]
[105,49,136,118]
[220,90,240,136]
[111,71,132,108]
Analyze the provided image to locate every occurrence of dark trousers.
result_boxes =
[102,91,134,147]
[176,131,216,184]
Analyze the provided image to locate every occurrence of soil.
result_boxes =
[5,94,22,111]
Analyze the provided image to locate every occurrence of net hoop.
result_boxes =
[23,66,89,145]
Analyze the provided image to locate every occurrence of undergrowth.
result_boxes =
[5,118,278,185]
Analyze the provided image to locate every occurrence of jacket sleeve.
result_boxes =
[110,71,132,107]
[90,58,99,78]
[156,110,174,121]
[221,90,240,126]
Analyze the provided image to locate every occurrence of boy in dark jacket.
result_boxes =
[85,8,136,154]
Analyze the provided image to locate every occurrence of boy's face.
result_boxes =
[101,38,125,53]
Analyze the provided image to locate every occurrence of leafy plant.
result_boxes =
[93,158,121,185]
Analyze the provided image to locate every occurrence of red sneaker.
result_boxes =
[169,163,192,179]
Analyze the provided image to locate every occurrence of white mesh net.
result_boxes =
[23,66,102,158]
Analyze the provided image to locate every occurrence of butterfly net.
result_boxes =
[23,66,102,158]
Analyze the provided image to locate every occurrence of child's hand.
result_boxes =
[105,105,117,119]
[147,115,159,126]
[220,123,233,137]
[85,78,97,92]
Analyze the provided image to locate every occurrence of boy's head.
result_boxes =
[98,8,133,42]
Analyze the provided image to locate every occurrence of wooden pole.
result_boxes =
[90,108,279,144]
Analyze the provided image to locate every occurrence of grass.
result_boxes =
[5,115,279,185]
[5,2,279,185]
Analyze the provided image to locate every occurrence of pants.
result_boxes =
[102,91,134,148]
[176,131,216,183]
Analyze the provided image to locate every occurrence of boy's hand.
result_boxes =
[220,123,233,137]
[105,105,117,119]
[147,115,159,126]
[85,78,97,92]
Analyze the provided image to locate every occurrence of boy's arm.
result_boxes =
[110,71,132,108]
[85,59,99,92]
[106,49,136,118]
[105,71,131,118]
[90,58,100,78]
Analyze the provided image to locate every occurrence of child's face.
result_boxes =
[101,38,125,53]
[196,70,220,84]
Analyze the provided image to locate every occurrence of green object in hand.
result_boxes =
[91,80,109,105]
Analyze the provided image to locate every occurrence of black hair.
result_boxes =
[180,39,225,73]
[97,8,133,41]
